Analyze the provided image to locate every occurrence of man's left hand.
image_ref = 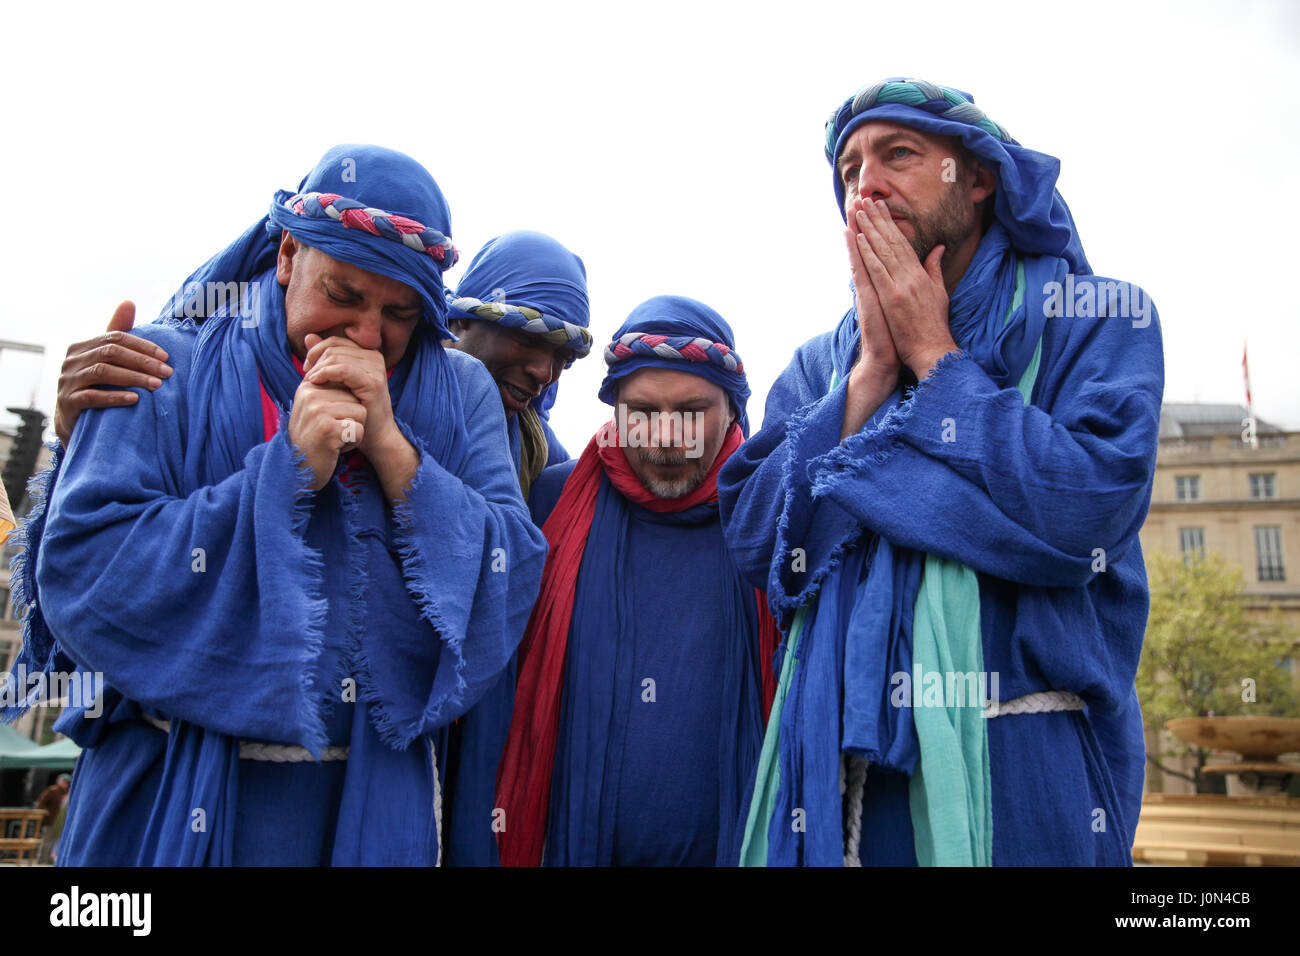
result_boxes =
[302,335,400,457]
[301,334,420,504]
[853,198,960,380]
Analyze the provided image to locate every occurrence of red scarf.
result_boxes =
[495,420,778,866]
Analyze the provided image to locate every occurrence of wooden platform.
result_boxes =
[1133,793,1300,866]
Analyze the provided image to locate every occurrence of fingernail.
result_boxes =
[148,377,162,389]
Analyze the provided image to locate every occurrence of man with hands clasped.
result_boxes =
[720,78,1164,867]
[2,145,546,866]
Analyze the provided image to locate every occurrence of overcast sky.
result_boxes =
[2,0,1297,453]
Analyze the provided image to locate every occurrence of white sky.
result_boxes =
[1,0,1297,454]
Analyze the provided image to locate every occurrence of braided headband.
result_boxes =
[449,295,594,359]
[605,332,744,375]
[825,78,1012,160]
[284,192,459,267]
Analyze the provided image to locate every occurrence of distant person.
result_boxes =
[34,772,70,864]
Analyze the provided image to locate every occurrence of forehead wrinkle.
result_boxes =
[325,263,421,312]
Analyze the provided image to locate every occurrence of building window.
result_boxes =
[1175,475,1201,501]
[1178,528,1205,562]
[1249,473,1276,499]
[1255,526,1285,582]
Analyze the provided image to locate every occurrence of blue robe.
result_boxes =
[20,306,545,865]
[528,459,766,866]
[718,273,1162,865]
[434,411,567,867]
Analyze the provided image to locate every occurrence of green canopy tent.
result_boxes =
[0,722,38,767]
[0,727,79,770]
[2,736,80,770]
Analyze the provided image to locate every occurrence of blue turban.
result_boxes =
[447,231,593,361]
[598,295,751,435]
[163,144,460,336]
[825,78,1089,274]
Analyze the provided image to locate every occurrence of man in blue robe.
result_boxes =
[1,145,547,865]
[33,229,593,867]
[718,79,1163,866]
[493,296,778,866]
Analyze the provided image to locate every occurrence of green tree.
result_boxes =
[1138,552,1300,792]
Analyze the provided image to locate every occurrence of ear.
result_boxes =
[969,162,996,206]
[275,231,299,285]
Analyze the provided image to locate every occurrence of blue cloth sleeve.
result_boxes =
[36,385,336,753]
[718,336,864,619]
[811,306,1163,587]
[386,357,547,739]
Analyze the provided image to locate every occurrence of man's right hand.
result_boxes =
[842,198,902,438]
[287,375,368,492]
[55,301,173,445]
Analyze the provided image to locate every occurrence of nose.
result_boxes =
[345,306,384,352]
[654,409,681,450]
[855,159,889,203]
[522,346,557,389]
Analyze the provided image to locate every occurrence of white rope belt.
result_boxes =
[983,690,1085,718]
[841,690,1086,866]
[141,714,349,762]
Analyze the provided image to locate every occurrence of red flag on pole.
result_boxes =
[1242,340,1253,411]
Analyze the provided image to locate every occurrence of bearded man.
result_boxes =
[494,296,779,866]
[719,79,1163,866]
[1,145,546,865]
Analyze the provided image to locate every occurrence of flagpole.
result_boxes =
[1242,339,1258,449]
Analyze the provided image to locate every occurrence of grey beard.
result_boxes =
[638,451,706,498]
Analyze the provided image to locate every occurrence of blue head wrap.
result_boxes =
[447,231,592,360]
[826,78,1089,273]
[598,295,751,436]
[164,144,460,336]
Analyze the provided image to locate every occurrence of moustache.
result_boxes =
[639,448,690,467]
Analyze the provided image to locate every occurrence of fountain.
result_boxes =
[1132,716,1300,866]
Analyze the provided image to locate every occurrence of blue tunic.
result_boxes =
[718,274,1162,865]
[527,459,765,866]
[31,323,545,866]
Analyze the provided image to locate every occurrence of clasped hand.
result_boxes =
[288,334,402,491]
[844,196,958,383]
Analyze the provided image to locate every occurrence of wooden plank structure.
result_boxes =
[0,808,46,866]
[1133,793,1300,866]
